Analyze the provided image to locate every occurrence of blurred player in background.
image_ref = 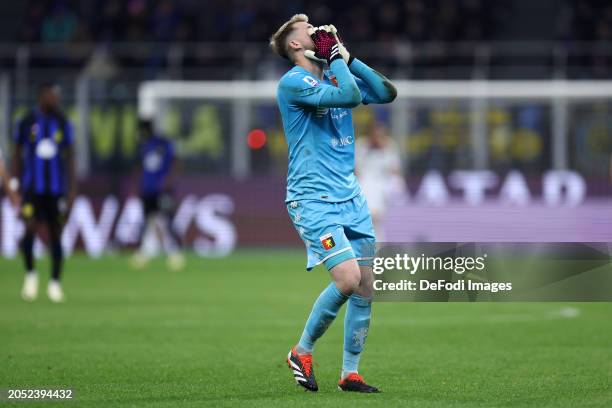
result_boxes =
[12,84,76,303]
[272,15,396,393]
[130,119,184,271]
[355,122,405,241]
[0,147,20,207]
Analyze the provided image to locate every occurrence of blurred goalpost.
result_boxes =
[138,80,612,178]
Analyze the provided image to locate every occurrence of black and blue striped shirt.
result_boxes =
[13,109,74,196]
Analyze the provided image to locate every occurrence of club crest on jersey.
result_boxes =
[320,233,336,251]
[328,75,339,87]
[302,75,318,87]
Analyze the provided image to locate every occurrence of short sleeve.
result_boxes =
[278,71,332,108]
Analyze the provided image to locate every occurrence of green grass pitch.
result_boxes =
[1,250,611,407]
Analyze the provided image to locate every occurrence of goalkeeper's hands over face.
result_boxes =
[304,25,353,65]
[328,25,353,65]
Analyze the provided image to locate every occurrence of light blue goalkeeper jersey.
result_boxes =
[277,65,363,203]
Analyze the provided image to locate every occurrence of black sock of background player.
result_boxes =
[21,232,35,272]
[51,239,63,281]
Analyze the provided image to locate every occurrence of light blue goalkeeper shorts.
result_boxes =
[286,193,376,271]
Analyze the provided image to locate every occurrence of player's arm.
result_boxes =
[282,59,361,109]
[10,143,22,205]
[11,118,25,192]
[163,141,179,190]
[0,150,12,199]
[349,59,397,105]
[131,140,143,196]
[66,146,76,207]
[11,145,21,180]
[63,120,77,208]
[324,25,396,105]
[4,121,23,207]
[0,150,5,185]
[318,59,361,108]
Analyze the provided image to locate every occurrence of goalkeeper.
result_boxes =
[270,14,397,393]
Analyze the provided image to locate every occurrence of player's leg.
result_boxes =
[285,200,356,391]
[297,258,359,354]
[288,258,357,392]
[46,195,65,303]
[158,214,185,271]
[20,199,38,301]
[131,195,157,268]
[338,194,379,392]
[342,263,373,373]
[294,207,359,355]
[338,263,378,392]
[158,194,184,271]
[21,222,36,274]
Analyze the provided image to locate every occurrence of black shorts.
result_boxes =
[142,193,161,217]
[141,192,175,218]
[21,193,66,224]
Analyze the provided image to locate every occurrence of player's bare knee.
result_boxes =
[331,261,361,295]
[336,275,360,296]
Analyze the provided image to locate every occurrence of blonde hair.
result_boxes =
[270,14,309,60]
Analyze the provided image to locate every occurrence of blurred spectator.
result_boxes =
[20,0,493,44]
[41,1,78,43]
[124,0,149,42]
[9,0,612,79]
[20,0,47,42]
[151,0,181,42]
[95,0,123,42]
[356,122,405,240]
[562,0,612,77]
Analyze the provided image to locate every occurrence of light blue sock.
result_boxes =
[342,293,372,377]
[297,283,348,354]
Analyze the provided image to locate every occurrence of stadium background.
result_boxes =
[0,0,611,256]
